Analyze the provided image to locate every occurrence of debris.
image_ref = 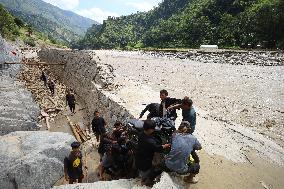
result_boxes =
[66,116,82,143]
[260,181,270,189]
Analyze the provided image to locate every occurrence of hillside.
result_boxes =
[78,0,284,49]
[0,0,98,44]
[0,4,66,47]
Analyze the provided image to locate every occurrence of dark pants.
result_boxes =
[68,174,84,184]
[186,163,200,174]
[68,103,75,113]
[139,167,162,186]
[95,133,102,142]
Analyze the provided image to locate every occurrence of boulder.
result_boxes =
[0,35,40,135]
[0,131,75,189]
[52,172,182,189]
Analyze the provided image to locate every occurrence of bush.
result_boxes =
[24,37,36,47]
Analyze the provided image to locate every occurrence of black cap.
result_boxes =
[71,141,80,148]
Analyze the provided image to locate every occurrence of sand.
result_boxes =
[92,50,284,189]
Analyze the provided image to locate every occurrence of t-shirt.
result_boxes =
[66,94,75,105]
[182,107,196,132]
[165,133,201,174]
[135,132,164,171]
[64,150,83,179]
[91,117,106,134]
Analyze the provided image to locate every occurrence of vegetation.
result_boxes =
[0,4,66,47]
[77,0,284,49]
[0,0,97,44]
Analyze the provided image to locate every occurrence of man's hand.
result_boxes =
[162,143,171,149]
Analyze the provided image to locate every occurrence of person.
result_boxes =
[112,121,124,141]
[91,111,106,142]
[98,144,114,181]
[135,120,171,187]
[98,133,117,162]
[139,103,160,119]
[66,90,76,114]
[165,121,201,183]
[64,141,86,184]
[48,79,55,96]
[168,96,196,133]
[159,89,182,120]
[40,71,48,87]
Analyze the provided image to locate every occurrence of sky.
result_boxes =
[42,0,163,23]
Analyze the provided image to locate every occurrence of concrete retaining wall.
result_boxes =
[39,49,133,128]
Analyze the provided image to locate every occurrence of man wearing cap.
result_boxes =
[135,120,171,187]
[165,121,202,183]
[64,142,86,184]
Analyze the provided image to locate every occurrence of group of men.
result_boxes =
[64,89,201,186]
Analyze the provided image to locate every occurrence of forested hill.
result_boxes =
[0,0,98,44]
[78,0,284,49]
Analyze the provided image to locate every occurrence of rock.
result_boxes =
[52,172,181,189]
[53,178,145,189]
[0,35,40,135]
[0,131,75,189]
[152,172,181,189]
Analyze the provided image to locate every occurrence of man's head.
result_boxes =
[94,110,100,117]
[114,121,122,128]
[178,121,191,133]
[143,119,156,135]
[160,89,168,101]
[71,141,80,151]
[181,96,193,108]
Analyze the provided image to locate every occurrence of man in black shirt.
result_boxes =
[135,120,170,186]
[139,103,160,119]
[91,111,106,142]
[66,90,76,114]
[64,141,86,184]
[159,89,182,120]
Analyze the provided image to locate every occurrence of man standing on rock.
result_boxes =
[64,141,86,184]
[135,120,171,187]
[159,89,182,121]
[91,110,106,142]
[139,103,160,119]
[165,121,201,183]
[66,90,76,114]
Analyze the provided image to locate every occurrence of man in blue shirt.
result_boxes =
[168,96,196,133]
[165,121,201,183]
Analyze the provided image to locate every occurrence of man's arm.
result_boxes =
[170,98,182,105]
[91,119,96,133]
[63,157,69,181]
[193,138,202,151]
[151,139,171,153]
[167,103,182,110]
[139,105,149,118]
